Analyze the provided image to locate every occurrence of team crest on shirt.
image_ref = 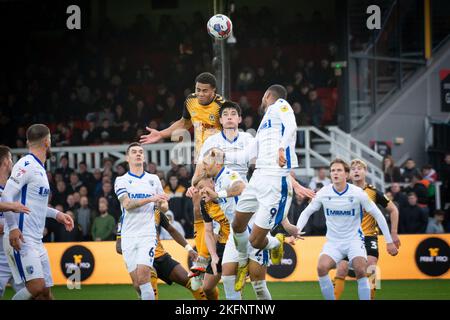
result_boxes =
[349,197,354,203]
[128,180,133,184]
[15,168,26,178]
[24,161,30,166]
[26,266,34,275]
[209,114,215,121]
[280,105,289,112]
[149,180,154,187]
[229,172,239,181]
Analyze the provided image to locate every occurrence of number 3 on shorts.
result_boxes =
[371,241,377,250]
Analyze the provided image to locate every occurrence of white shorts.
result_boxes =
[0,253,24,297]
[2,236,53,287]
[236,171,293,230]
[222,231,270,267]
[121,237,157,273]
[320,239,367,265]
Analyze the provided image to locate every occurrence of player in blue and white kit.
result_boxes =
[2,124,74,300]
[295,158,398,300]
[230,85,314,286]
[114,142,169,300]
[0,145,27,298]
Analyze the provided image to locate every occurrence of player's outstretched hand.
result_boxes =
[186,186,198,198]
[293,183,315,199]
[57,212,74,232]
[188,249,198,262]
[278,148,287,167]
[392,232,401,249]
[139,127,162,145]
[9,228,24,251]
[3,202,30,214]
[387,243,398,256]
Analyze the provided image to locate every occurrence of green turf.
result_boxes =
[2,280,450,300]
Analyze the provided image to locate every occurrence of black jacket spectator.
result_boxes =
[55,156,74,183]
[399,193,428,234]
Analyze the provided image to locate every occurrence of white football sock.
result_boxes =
[263,235,281,250]
[251,280,272,300]
[222,275,241,300]
[139,283,155,300]
[12,287,33,300]
[357,277,371,300]
[318,275,335,300]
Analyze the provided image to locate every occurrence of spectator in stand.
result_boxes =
[55,210,82,242]
[382,155,403,183]
[402,158,421,183]
[91,198,116,241]
[78,161,95,190]
[15,126,27,147]
[159,211,186,240]
[115,162,127,177]
[96,181,120,221]
[114,104,126,126]
[286,84,301,105]
[92,169,104,197]
[132,100,150,129]
[162,94,179,127]
[308,167,331,190]
[76,196,96,241]
[298,83,310,107]
[82,120,99,145]
[177,165,191,188]
[147,162,158,175]
[399,192,428,234]
[153,84,170,119]
[52,181,69,208]
[305,89,324,127]
[118,120,136,144]
[303,182,327,235]
[96,119,116,144]
[166,161,180,180]
[236,67,255,92]
[405,174,429,210]
[55,155,74,183]
[287,193,309,226]
[389,182,408,209]
[66,194,79,212]
[68,172,83,193]
[426,210,446,234]
[315,59,334,87]
[252,67,269,90]
[422,164,438,183]
[164,175,186,199]
[442,152,450,207]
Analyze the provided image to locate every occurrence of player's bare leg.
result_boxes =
[249,225,284,265]
[169,264,207,300]
[231,211,253,291]
[317,254,337,300]
[367,256,378,300]
[12,278,45,300]
[129,265,155,300]
[202,273,221,300]
[191,193,209,290]
[249,260,271,300]
[222,262,241,300]
[334,260,349,299]
[34,287,53,300]
[351,256,371,300]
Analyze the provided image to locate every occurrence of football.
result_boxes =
[207,14,233,40]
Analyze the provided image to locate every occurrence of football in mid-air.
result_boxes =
[207,14,233,40]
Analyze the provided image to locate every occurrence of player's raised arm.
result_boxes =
[296,195,322,232]
[159,210,198,262]
[360,191,398,256]
[140,117,192,145]
[290,175,315,199]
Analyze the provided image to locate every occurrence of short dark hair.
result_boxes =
[195,72,216,88]
[0,145,11,164]
[126,142,143,154]
[219,101,242,117]
[330,158,350,173]
[267,84,287,100]
[407,192,417,198]
[26,124,50,144]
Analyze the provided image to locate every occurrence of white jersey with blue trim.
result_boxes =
[114,171,163,239]
[255,99,298,176]
[213,166,244,224]
[198,131,254,180]
[0,186,5,255]
[2,154,50,244]
[298,183,375,243]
